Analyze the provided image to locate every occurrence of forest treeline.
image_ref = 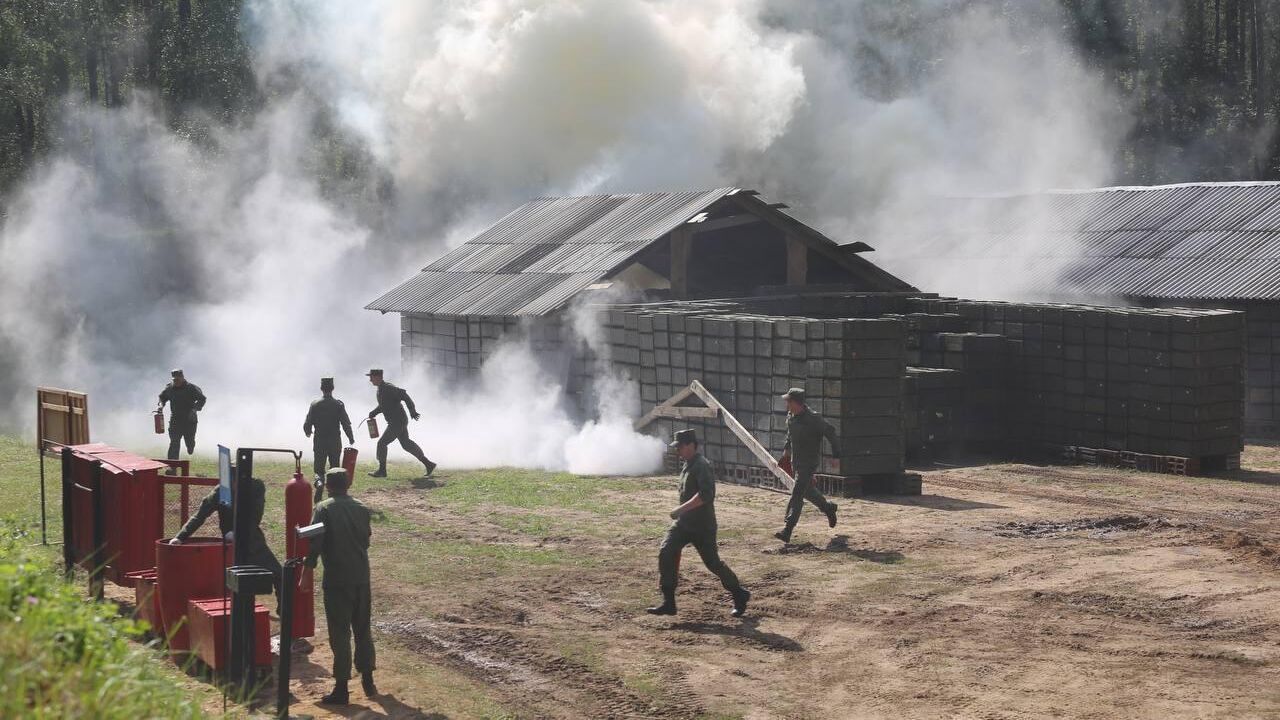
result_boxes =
[0,0,1277,203]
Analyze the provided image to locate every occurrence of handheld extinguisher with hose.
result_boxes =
[153,407,165,435]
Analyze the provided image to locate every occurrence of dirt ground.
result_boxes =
[154,447,1280,718]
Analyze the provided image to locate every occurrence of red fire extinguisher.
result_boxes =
[341,447,358,488]
[285,470,315,639]
[153,409,165,435]
[363,417,379,439]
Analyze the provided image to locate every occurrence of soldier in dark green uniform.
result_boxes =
[646,429,750,618]
[365,368,435,478]
[775,388,840,543]
[167,475,282,599]
[304,377,355,503]
[157,369,206,464]
[304,467,377,705]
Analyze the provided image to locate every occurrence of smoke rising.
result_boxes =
[1,1,1126,470]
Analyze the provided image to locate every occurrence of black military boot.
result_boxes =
[825,503,839,528]
[731,588,751,618]
[423,460,437,477]
[645,588,677,616]
[368,467,387,478]
[319,681,349,705]
[361,671,378,697]
[774,526,793,543]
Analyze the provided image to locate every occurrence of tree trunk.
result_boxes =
[13,101,34,162]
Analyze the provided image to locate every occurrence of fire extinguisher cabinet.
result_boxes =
[65,444,168,587]
[155,537,234,653]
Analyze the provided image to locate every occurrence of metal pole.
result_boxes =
[39,447,47,545]
[277,559,300,719]
[61,447,73,578]
[230,449,254,696]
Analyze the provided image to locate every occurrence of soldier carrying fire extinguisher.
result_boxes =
[304,377,356,503]
[365,369,435,478]
[157,369,205,466]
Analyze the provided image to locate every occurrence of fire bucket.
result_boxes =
[153,411,165,435]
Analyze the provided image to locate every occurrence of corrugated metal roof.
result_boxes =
[878,182,1280,301]
[368,189,739,316]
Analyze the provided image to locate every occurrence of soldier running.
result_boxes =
[364,368,435,478]
[157,369,206,464]
[647,429,750,618]
[304,377,355,503]
[775,388,840,543]
[167,475,282,601]
[304,467,377,705]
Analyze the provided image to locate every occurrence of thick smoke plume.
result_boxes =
[0,1,1124,471]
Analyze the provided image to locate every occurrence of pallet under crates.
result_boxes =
[716,463,921,497]
[1055,444,1242,476]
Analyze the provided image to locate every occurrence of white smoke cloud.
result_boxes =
[1,0,1126,470]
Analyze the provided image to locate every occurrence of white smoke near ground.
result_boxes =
[0,0,1127,470]
[399,317,664,475]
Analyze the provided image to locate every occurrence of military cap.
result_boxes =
[320,377,335,391]
[669,429,698,447]
[365,368,383,377]
[325,466,351,490]
[781,387,806,403]
[171,368,184,378]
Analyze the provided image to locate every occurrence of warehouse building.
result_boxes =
[366,187,915,396]
[873,182,1280,437]
[368,188,1248,490]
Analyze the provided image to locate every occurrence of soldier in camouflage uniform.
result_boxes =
[157,369,206,463]
[304,377,355,503]
[646,429,750,618]
[776,388,840,543]
[365,369,435,478]
[305,467,377,705]
[167,475,282,600]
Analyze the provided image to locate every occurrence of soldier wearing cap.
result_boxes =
[365,369,436,478]
[776,388,840,543]
[304,467,377,705]
[305,377,356,503]
[156,369,206,463]
[646,429,750,618]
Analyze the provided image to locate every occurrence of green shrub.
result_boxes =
[0,522,210,719]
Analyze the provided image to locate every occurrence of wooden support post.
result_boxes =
[634,385,697,430]
[786,234,808,286]
[636,381,794,490]
[688,381,794,490]
[670,227,692,298]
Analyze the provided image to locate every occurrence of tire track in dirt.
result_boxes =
[928,468,1280,540]
[376,617,706,719]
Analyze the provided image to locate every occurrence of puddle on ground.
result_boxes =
[994,515,1174,538]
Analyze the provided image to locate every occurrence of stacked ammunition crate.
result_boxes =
[400,315,522,384]
[399,291,1245,480]
[902,367,965,459]
[598,306,910,493]
[940,300,1245,463]
[1242,302,1279,436]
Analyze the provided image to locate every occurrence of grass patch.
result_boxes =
[0,520,216,718]
[427,467,645,512]
[622,670,664,701]
[378,536,594,586]
[0,436,57,537]
[555,636,606,672]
